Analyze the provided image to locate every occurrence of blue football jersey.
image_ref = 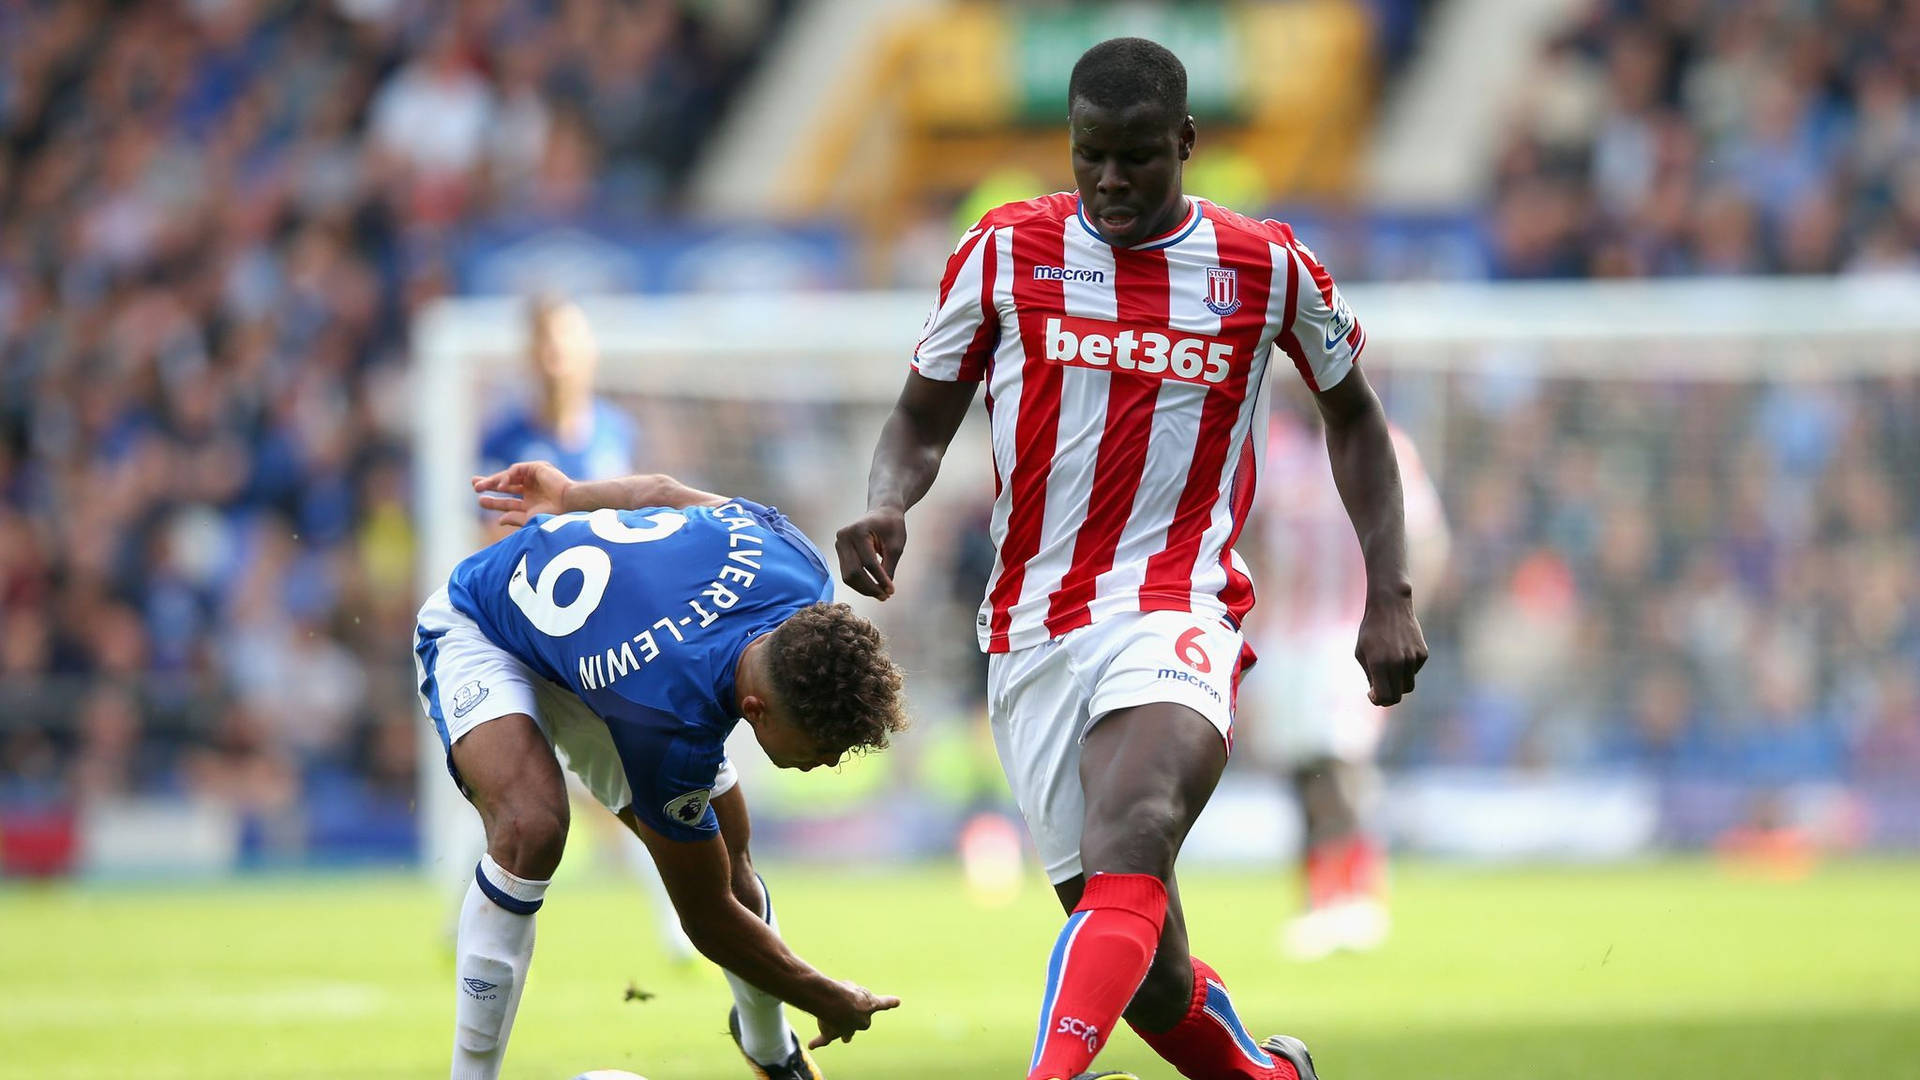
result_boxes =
[446,499,834,841]
[480,398,638,481]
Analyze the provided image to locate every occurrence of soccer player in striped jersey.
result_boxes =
[836,38,1428,1080]
[1244,399,1450,961]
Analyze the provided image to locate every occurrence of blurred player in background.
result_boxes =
[1243,393,1449,961]
[838,38,1426,1080]
[479,295,642,485]
[422,461,904,1080]
[464,296,694,965]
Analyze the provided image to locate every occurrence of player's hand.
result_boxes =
[1355,591,1428,707]
[472,461,574,527]
[835,507,907,600]
[808,981,901,1049]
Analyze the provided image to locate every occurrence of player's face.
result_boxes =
[530,303,597,393]
[1069,99,1195,247]
[747,706,845,772]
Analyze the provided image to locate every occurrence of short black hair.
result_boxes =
[1067,37,1188,120]
[764,603,907,755]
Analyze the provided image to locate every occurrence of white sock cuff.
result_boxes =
[477,854,551,914]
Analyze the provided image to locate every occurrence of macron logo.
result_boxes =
[1032,265,1106,283]
[1157,667,1223,703]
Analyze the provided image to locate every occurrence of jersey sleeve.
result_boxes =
[912,218,1000,382]
[604,717,727,843]
[1270,224,1364,393]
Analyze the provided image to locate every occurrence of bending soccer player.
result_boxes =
[417,460,904,1080]
[466,295,694,968]
[836,38,1426,1080]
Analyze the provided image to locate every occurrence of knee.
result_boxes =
[1082,795,1185,877]
[489,799,569,880]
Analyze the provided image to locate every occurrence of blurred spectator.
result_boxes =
[0,0,1912,863]
[1387,368,1920,793]
[1492,0,1920,278]
[0,0,790,831]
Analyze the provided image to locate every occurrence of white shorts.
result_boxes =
[1241,630,1385,767]
[987,609,1244,884]
[413,587,737,814]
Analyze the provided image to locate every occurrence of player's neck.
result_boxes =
[541,391,592,442]
[1137,193,1188,242]
[733,633,773,716]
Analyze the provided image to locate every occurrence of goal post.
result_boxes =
[412,275,1920,871]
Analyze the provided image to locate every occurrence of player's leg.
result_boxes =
[443,716,568,1080]
[1026,614,1303,1080]
[1023,699,1219,1075]
[1283,689,1390,960]
[1070,707,1304,1080]
[417,595,568,1080]
[1051,869,1297,1080]
[525,679,694,962]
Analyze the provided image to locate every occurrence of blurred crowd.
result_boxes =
[1392,366,1920,791]
[0,0,1916,862]
[0,0,789,839]
[1492,0,1920,278]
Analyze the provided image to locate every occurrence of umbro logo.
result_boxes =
[463,978,498,995]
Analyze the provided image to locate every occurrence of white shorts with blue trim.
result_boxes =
[987,609,1242,884]
[413,587,737,814]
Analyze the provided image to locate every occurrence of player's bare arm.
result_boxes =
[1313,367,1430,706]
[835,372,977,599]
[473,460,726,526]
[630,813,899,1049]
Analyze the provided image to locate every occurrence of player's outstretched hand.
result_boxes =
[807,981,901,1050]
[835,507,906,600]
[1355,592,1428,707]
[472,461,574,528]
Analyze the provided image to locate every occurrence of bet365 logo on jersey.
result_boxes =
[1040,315,1236,386]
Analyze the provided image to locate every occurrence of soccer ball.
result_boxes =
[571,1072,648,1080]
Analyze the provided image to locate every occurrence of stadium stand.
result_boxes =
[0,0,794,870]
[1,0,1915,873]
[1487,0,1920,278]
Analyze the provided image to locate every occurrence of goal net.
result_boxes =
[413,276,1920,869]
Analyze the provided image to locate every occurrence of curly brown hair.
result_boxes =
[763,603,908,755]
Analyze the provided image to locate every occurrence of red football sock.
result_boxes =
[1130,957,1299,1080]
[1025,873,1168,1080]
[1343,834,1387,901]
[1302,838,1348,909]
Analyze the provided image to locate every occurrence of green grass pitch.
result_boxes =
[4,860,1918,1079]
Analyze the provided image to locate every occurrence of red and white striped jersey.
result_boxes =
[914,192,1366,653]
